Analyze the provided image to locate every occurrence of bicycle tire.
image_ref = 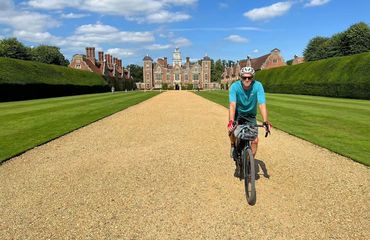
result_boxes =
[242,147,256,205]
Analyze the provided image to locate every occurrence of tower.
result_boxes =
[143,55,153,89]
[201,53,211,89]
[172,47,182,67]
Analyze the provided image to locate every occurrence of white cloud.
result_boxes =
[0,1,59,35]
[0,8,59,33]
[169,26,263,32]
[73,23,155,43]
[162,0,197,4]
[107,48,135,58]
[253,49,259,53]
[219,3,228,9]
[61,12,89,19]
[172,37,191,47]
[27,0,196,23]
[244,2,292,21]
[75,23,118,34]
[146,44,172,50]
[0,0,13,10]
[304,0,330,7]
[145,11,191,23]
[13,30,63,44]
[27,0,82,9]
[145,36,191,51]
[225,35,248,43]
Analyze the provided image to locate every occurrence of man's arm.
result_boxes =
[258,103,268,122]
[229,102,236,121]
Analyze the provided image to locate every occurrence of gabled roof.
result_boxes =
[143,55,153,61]
[239,53,270,70]
[85,59,102,75]
[250,53,270,70]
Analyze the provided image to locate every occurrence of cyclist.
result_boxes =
[227,66,272,178]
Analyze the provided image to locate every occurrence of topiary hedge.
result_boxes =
[0,57,109,101]
[255,52,370,99]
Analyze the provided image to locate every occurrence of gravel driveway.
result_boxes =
[1,91,369,239]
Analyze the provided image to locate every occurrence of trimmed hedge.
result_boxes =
[0,57,109,101]
[255,52,370,99]
[0,84,109,101]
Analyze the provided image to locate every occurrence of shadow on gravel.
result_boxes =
[255,159,270,180]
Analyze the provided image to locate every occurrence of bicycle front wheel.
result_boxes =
[242,147,256,205]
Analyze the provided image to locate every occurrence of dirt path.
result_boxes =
[1,91,369,239]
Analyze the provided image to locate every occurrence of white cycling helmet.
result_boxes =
[240,66,255,76]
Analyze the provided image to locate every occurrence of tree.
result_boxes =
[31,45,69,66]
[0,38,31,60]
[286,59,293,65]
[340,22,370,55]
[127,64,143,82]
[303,36,329,61]
[212,59,224,83]
[324,32,344,58]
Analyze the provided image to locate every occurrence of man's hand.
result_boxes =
[227,120,236,132]
[263,121,272,137]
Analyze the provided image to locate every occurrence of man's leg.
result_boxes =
[229,131,236,158]
[251,137,258,158]
[229,131,236,145]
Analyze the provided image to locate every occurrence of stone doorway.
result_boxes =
[175,84,180,90]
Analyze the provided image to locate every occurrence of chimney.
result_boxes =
[105,54,112,67]
[164,57,167,66]
[109,55,113,67]
[86,47,95,64]
[98,51,104,63]
[105,54,109,64]
[113,57,117,66]
[186,57,190,65]
[118,59,122,69]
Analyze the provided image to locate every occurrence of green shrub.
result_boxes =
[255,52,370,99]
[0,57,108,101]
[0,57,106,86]
[162,83,168,90]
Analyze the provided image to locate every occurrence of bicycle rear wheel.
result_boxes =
[242,147,256,205]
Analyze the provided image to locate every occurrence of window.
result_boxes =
[155,73,162,81]
[167,73,170,81]
[175,74,179,81]
[185,74,188,81]
[75,64,81,69]
[193,74,199,80]
[273,58,278,63]
[205,74,208,82]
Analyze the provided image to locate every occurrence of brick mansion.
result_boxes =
[222,48,288,85]
[69,47,131,89]
[139,48,217,90]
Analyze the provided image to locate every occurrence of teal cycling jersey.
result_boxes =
[229,80,266,124]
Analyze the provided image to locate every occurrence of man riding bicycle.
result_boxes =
[227,66,272,178]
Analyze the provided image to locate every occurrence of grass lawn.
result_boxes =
[0,91,159,163]
[196,91,370,166]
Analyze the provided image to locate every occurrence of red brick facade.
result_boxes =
[221,48,286,85]
[292,55,305,65]
[69,47,131,87]
[139,48,216,90]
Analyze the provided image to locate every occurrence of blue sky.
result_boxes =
[0,0,369,66]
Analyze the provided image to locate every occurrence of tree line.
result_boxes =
[304,22,370,61]
[0,38,69,66]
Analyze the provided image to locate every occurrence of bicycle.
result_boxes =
[232,121,270,205]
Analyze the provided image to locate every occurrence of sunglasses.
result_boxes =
[241,76,253,80]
